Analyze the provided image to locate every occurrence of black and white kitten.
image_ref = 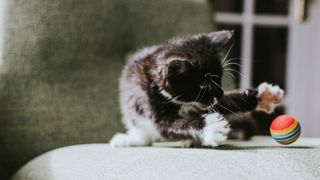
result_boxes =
[110,30,284,147]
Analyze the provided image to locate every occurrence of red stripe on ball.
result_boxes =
[270,115,295,130]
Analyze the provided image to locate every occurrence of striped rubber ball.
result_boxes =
[270,115,301,145]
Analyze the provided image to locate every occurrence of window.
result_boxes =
[210,0,290,134]
[211,0,289,90]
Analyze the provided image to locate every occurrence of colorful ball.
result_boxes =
[270,115,301,145]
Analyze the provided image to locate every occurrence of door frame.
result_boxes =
[287,0,320,137]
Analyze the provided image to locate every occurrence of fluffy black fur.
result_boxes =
[111,30,282,147]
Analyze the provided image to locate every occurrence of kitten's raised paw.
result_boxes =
[201,113,231,147]
[256,82,284,114]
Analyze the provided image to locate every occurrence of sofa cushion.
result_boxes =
[0,0,214,178]
[13,137,320,180]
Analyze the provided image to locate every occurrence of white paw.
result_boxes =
[109,128,151,147]
[110,133,131,147]
[201,113,231,147]
[256,82,284,114]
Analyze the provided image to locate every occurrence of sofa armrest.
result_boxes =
[13,137,320,180]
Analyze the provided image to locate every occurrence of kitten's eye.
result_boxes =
[168,60,192,76]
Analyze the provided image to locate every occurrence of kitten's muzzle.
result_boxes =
[200,83,224,101]
[194,103,211,110]
[215,89,224,101]
[195,97,220,110]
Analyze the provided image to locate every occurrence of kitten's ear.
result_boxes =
[167,60,192,77]
[207,30,234,49]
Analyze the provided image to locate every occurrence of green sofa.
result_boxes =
[0,0,218,178]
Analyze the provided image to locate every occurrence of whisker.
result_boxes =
[215,103,243,118]
[226,58,241,65]
[222,40,235,65]
[211,106,218,114]
[198,85,207,104]
[162,95,182,104]
[223,71,236,80]
[224,67,241,73]
[192,80,207,106]
[224,68,249,81]
[208,74,220,78]
[222,57,243,82]
[224,62,242,68]
[192,89,203,106]
[223,58,241,67]
[208,103,216,114]
[208,79,224,92]
[224,68,243,77]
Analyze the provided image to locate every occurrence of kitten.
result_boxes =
[110,30,284,147]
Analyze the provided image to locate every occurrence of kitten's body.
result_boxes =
[111,31,284,147]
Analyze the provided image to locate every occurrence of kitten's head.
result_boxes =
[155,30,233,109]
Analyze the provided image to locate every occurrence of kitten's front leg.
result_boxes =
[157,113,231,147]
[201,113,231,146]
[214,82,284,115]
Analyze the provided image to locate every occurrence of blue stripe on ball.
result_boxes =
[272,125,301,140]
[273,129,301,142]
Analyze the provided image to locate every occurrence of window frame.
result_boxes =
[213,0,291,89]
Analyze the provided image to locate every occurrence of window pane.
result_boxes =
[209,0,243,13]
[252,27,287,89]
[252,27,287,135]
[216,24,242,90]
[255,0,289,15]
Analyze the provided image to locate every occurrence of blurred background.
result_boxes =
[0,0,319,179]
[209,0,320,139]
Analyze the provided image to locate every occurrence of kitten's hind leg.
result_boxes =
[110,127,154,147]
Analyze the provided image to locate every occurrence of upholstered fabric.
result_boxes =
[13,137,320,180]
[0,0,215,178]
